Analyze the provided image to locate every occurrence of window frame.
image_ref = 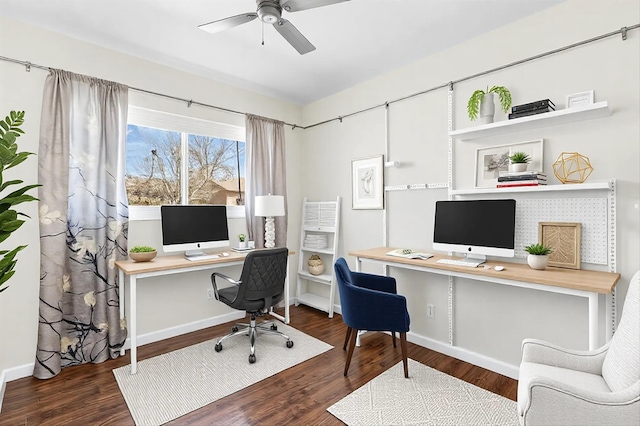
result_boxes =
[126,106,246,220]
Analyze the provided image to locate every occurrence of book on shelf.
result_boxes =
[498,174,547,182]
[496,180,547,188]
[508,108,554,120]
[499,170,543,176]
[512,99,556,113]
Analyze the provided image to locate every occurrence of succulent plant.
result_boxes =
[129,245,156,253]
[525,243,553,256]
[509,151,531,164]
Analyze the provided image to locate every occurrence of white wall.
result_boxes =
[302,0,640,373]
[0,15,303,381]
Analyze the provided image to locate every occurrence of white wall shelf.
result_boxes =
[450,181,612,196]
[449,101,611,141]
[295,197,341,318]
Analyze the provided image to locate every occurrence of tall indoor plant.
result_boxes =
[0,110,40,293]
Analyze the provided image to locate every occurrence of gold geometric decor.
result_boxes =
[538,222,582,269]
[552,152,594,184]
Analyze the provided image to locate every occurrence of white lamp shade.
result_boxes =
[254,195,285,217]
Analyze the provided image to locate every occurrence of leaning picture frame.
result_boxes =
[566,90,594,109]
[474,139,544,188]
[352,155,384,209]
[539,221,582,269]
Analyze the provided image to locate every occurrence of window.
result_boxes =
[126,107,245,220]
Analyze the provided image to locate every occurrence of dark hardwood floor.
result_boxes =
[0,305,517,425]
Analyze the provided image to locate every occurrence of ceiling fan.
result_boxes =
[198,0,350,55]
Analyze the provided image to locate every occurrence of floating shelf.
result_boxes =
[449,101,612,141]
[450,180,612,196]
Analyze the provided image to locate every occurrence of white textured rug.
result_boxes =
[113,322,332,425]
[328,359,518,426]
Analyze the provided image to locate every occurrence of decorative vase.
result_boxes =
[479,92,496,124]
[308,256,324,276]
[129,250,157,262]
[527,254,549,270]
[509,163,528,173]
[238,241,247,249]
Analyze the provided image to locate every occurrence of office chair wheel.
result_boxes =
[215,343,223,352]
[286,340,294,348]
[232,326,239,332]
[249,354,256,363]
[270,324,277,331]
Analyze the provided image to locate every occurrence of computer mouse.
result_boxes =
[494,265,505,271]
[221,252,230,257]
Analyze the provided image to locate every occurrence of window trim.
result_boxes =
[127,106,246,221]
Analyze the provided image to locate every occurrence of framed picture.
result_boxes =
[566,90,594,109]
[352,155,384,209]
[539,221,582,269]
[475,139,544,188]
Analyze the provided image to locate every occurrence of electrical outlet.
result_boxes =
[427,303,435,319]
[207,288,214,300]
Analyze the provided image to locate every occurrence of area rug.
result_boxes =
[327,359,518,426]
[113,322,332,425]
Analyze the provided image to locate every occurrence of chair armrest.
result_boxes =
[210,272,241,301]
[522,338,609,375]
[346,285,409,332]
[352,272,397,294]
[520,376,640,424]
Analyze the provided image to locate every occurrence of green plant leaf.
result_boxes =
[467,89,487,121]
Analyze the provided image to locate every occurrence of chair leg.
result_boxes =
[391,331,396,348]
[400,332,408,378]
[344,328,359,376]
[343,327,352,350]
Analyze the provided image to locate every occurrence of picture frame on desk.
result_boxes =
[474,139,544,188]
[352,155,384,209]
[539,221,582,269]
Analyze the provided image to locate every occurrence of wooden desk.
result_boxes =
[116,251,290,374]
[349,247,620,350]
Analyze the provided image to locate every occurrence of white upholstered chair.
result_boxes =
[517,271,640,426]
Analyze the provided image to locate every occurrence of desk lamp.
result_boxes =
[254,194,285,248]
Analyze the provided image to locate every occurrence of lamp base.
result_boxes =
[264,216,276,248]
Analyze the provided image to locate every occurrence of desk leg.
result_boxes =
[588,293,598,350]
[119,269,126,356]
[355,257,362,272]
[130,274,138,374]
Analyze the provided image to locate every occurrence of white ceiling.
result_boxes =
[0,0,563,105]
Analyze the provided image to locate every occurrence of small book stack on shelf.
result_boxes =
[497,171,547,188]
[508,99,555,120]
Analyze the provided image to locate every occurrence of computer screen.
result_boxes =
[160,204,230,256]
[432,199,516,261]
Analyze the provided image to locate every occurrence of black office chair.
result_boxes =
[210,247,293,363]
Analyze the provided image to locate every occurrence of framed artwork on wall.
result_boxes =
[352,155,384,209]
[474,139,544,188]
[539,221,582,269]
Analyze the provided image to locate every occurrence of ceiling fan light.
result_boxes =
[257,4,281,24]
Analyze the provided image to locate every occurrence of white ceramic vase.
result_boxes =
[479,92,496,124]
[509,163,528,173]
[238,241,247,249]
[527,254,549,270]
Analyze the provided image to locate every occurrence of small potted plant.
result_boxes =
[308,254,324,276]
[129,245,157,262]
[509,151,531,173]
[467,86,512,124]
[238,233,247,249]
[525,243,553,270]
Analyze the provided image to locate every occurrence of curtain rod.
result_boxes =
[1,23,637,131]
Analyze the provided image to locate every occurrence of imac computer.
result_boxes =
[432,199,516,265]
[160,204,230,259]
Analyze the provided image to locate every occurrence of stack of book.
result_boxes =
[497,171,547,188]
[508,99,555,120]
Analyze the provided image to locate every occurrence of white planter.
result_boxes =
[238,241,247,249]
[480,92,496,124]
[509,163,528,173]
[527,254,549,270]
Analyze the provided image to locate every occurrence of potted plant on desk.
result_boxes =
[525,243,553,270]
[238,233,247,249]
[129,245,157,262]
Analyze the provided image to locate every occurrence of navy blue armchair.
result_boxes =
[334,257,410,378]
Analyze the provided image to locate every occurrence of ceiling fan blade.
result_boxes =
[280,0,350,13]
[273,19,316,55]
[198,13,258,34]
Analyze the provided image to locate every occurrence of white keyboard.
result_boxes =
[185,254,219,261]
[436,258,483,268]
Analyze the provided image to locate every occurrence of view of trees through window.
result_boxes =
[125,124,245,206]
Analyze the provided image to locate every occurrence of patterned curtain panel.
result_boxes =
[34,69,129,379]
[244,114,287,248]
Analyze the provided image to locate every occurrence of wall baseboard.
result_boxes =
[0,370,5,413]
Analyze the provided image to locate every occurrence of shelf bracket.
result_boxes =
[621,26,627,41]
